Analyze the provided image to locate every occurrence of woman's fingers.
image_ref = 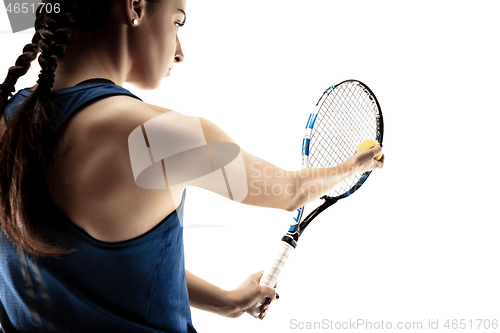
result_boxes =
[370,144,383,158]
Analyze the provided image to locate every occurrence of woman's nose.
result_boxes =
[175,35,184,63]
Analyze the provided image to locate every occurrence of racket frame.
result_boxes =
[289,79,383,242]
[246,79,383,318]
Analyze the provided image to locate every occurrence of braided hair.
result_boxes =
[0,0,118,256]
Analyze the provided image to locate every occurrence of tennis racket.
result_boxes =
[246,79,384,318]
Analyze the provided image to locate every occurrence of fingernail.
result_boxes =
[276,293,279,299]
[262,315,266,319]
[268,300,272,305]
[263,308,267,313]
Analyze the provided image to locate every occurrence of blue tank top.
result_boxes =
[0,79,197,333]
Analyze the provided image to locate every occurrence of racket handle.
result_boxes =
[245,241,295,318]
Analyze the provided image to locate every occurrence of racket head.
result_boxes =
[301,79,384,200]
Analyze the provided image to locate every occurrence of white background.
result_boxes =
[1,0,500,332]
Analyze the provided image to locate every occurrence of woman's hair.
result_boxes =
[0,0,160,257]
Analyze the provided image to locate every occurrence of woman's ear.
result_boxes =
[126,0,147,26]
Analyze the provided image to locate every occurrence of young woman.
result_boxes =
[0,0,384,331]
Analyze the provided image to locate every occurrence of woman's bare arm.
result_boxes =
[200,117,384,211]
[186,270,277,319]
[127,112,383,212]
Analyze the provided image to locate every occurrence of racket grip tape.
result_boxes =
[245,241,295,318]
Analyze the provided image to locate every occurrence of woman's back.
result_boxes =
[45,87,178,242]
[0,80,196,332]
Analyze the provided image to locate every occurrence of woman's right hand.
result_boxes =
[225,271,278,319]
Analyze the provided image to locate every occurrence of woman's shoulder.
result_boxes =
[84,95,176,135]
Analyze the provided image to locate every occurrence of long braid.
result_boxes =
[0,33,40,106]
[0,1,75,256]
[36,4,73,88]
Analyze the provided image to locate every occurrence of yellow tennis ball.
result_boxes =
[358,139,383,160]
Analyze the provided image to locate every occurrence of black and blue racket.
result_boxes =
[246,79,384,318]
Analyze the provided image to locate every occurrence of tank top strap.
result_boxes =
[3,79,143,132]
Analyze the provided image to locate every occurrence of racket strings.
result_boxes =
[309,81,381,197]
